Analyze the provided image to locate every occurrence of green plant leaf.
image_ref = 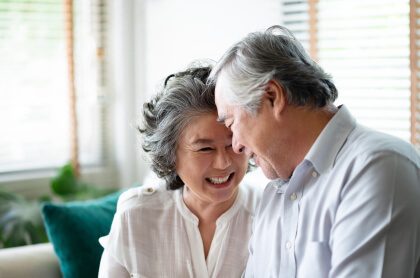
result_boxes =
[51,163,81,196]
[0,191,47,248]
[51,163,118,201]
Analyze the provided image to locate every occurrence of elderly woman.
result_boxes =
[98,65,261,277]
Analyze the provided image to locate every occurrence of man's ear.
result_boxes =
[264,80,286,118]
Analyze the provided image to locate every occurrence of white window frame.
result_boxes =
[0,0,145,198]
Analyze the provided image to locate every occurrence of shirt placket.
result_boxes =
[280,162,311,278]
[185,221,209,278]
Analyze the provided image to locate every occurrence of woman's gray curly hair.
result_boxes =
[139,65,216,190]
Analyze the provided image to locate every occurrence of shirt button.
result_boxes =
[312,171,318,178]
[143,187,155,195]
[286,241,292,250]
[290,192,297,201]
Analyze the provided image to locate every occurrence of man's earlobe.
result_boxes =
[265,80,286,116]
[265,83,278,107]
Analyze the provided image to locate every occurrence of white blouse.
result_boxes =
[98,181,262,278]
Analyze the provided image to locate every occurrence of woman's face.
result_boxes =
[176,112,248,207]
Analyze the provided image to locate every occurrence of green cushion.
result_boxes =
[41,191,121,278]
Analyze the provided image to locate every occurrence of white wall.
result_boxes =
[143,0,283,99]
[112,0,283,187]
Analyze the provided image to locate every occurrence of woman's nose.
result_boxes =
[214,149,232,169]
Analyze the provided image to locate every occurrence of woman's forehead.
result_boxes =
[179,113,232,145]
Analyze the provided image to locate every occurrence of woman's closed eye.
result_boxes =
[198,147,214,152]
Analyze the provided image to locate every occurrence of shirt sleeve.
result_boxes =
[98,248,130,278]
[97,193,134,274]
[102,205,135,268]
[330,152,420,278]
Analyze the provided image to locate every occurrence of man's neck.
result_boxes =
[283,104,338,176]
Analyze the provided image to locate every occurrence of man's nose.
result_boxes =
[232,135,245,154]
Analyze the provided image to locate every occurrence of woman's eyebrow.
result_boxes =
[190,138,214,145]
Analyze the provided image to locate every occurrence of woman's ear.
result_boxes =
[264,80,286,118]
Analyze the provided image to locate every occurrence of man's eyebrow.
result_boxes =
[216,114,226,123]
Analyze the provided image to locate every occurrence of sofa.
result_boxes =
[0,242,61,278]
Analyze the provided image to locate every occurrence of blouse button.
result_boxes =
[143,187,155,195]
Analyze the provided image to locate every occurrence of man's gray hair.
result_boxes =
[209,25,338,113]
[139,65,216,190]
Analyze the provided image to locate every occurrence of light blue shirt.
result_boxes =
[244,105,420,278]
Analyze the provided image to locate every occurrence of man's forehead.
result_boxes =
[214,91,232,120]
[214,73,234,121]
[214,79,224,105]
[214,71,233,99]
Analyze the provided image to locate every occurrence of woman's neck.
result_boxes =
[182,187,239,258]
[182,187,238,223]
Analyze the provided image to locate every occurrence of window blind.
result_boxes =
[283,0,414,144]
[0,0,107,173]
[318,0,411,141]
[282,0,311,51]
[410,0,420,149]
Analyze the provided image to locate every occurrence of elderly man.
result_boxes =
[210,25,420,278]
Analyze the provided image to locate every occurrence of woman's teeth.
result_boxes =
[208,175,230,184]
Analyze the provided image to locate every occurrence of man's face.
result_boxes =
[214,73,280,180]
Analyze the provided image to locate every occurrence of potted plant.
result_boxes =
[0,163,116,248]
[0,191,48,248]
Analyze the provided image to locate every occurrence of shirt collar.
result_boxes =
[174,186,244,226]
[305,105,356,174]
[174,188,199,225]
[269,178,288,192]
